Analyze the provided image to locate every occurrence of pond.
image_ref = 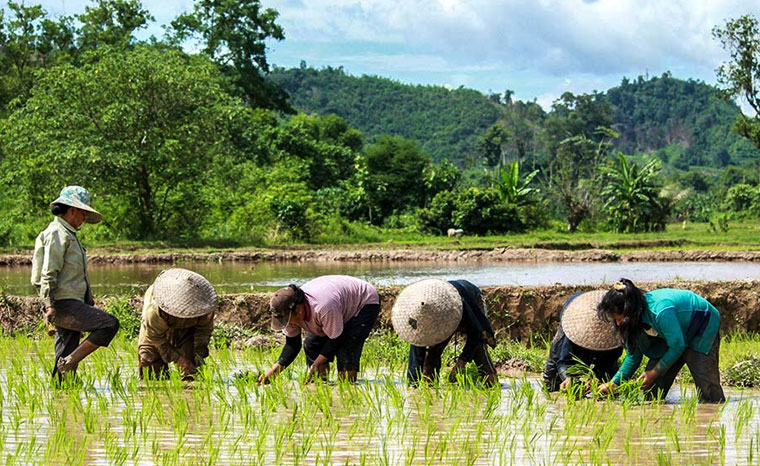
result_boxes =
[3,260,760,296]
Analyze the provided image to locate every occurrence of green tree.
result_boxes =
[601,153,666,233]
[76,0,154,53]
[364,135,430,222]
[1,45,248,238]
[0,2,76,109]
[723,183,759,213]
[550,127,618,232]
[422,159,461,205]
[714,15,760,151]
[168,0,290,112]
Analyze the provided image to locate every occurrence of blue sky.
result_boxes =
[31,0,760,109]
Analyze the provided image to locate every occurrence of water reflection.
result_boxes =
[3,260,760,296]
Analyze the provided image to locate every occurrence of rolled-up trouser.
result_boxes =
[51,299,120,379]
[303,303,381,372]
[407,336,496,385]
[645,331,725,403]
[138,327,198,380]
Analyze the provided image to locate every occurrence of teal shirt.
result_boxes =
[612,289,720,385]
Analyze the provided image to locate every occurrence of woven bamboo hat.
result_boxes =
[391,279,462,347]
[152,268,218,318]
[561,290,622,351]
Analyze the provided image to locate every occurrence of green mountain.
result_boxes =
[270,65,502,162]
[271,66,760,169]
[606,73,759,168]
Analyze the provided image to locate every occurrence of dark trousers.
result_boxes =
[303,303,380,372]
[51,299,120,379]
[645,332,725,403]
[407,337,496,385]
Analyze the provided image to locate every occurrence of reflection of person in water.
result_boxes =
[393,279,498,387]
[597,279,725,403]
[543,290,623,392]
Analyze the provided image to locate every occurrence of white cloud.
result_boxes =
[270,0,760,77]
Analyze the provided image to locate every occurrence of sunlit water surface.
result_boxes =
[3,260,760,295]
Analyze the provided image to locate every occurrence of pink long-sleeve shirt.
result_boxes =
[283,275,379,339]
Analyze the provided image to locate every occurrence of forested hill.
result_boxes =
[271,66,759,169]
[270,65,502,162]
[606,73,759,168]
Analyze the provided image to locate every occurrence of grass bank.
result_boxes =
[2,221,760,256]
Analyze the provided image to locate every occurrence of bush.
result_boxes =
[419,187,524,235]
[723,357,760,387]
[103,298,141,339]
[723,183,759,214]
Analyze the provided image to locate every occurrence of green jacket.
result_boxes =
[31,217,92,307]
[612,289,720,385]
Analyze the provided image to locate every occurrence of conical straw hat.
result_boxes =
[391,279,462,347]
[152,268,218,318]
[561,290,622,351]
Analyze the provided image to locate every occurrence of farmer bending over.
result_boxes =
[259,275,381,384]
[393,279,498,387]
[138,269,217,381]
[31,186,120,381]
[543,290,623,392]
[597,279,725,403]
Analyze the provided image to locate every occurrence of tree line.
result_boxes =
[0,1,759,246]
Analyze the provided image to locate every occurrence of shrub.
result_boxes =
[419,187,524,235]
[103,298,141,339]
[723,357,760,387]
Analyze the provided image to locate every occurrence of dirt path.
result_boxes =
[4,247,760,266]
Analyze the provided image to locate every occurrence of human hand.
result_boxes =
[639,369,658,390]
[448,360,467,383]
[559,377,573,392]
[306,356,329,383]
[44,307,57,336]
[598,382,617,396]
[482,330,497,348]
[258,364,282,385]
[175,356,195,374]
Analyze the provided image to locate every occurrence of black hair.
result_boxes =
[288,284,305,305]
[596,278,648,351]
[51,203,71,216]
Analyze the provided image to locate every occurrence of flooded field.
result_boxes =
[3,260,760,296]
[0,335,758,465]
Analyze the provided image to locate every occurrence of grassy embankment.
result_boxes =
[2,221,759,256]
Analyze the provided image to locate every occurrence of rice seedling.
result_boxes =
[0,328,754,464]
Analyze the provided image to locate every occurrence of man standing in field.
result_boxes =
[137,268,217,381]
[31,186,120,381]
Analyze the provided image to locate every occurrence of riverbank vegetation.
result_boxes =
[1,2,760,252]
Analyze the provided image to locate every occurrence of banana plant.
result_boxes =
[488,161,539,206]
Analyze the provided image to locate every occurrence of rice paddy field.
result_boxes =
[0,330,758,465]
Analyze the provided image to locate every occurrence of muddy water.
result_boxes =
[3,260,760,296]
[1,358,758,465]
